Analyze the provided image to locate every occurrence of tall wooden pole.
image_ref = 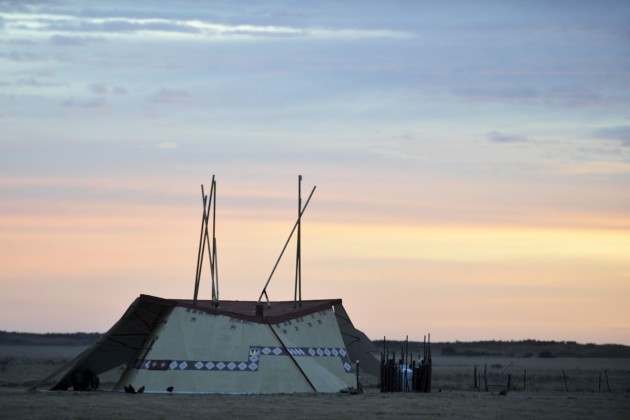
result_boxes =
[211,177,218,306]
[202,176,215,302]
[294,175,302,308]
[258,185,316,305]
[193,185,209,304]
[193,175,217,306]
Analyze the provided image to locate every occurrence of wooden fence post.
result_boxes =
[562,369,568,392]
[484,364,488,392]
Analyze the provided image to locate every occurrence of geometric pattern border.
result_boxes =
[135,346,352,373]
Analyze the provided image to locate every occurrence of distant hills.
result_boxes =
[374,339,630,359]
[2,331,629,358]
[0,331,101,346]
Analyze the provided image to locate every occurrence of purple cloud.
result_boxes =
[593,126,630,147]
[49,34,104,46]
[88,83,129,95]
[153,88,190,104]
[62,97,107,109]
[487,131,529,143]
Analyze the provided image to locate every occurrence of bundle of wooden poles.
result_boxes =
[380,334,432,393]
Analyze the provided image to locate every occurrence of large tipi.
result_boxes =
[34,177,379,393]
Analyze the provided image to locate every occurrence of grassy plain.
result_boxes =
[1,344,629,419]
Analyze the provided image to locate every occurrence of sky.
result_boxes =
[1,0,629,345]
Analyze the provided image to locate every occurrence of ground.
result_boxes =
[1,343,629,419]
[1,387,628,419]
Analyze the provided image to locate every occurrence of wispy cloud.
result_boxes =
[487,131,529,143]
[62,97,107,109]
[0,0,54,13]
[45,18,202,34]
[153,88,190,104]
[593,125,630,146]
[155,142,178,150]
[88,83,128,96]
[0,51,41,61]
[2,10,412,42]
[369,147,412,160]
[0,77,56,87]
[453,86,624,107]
[553,161,630,175]
[453,87,538,103]
[369,132,424,160]
[15,77,55,87]
[49,34,104,46]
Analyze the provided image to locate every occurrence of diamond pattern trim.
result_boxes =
[135,346,352,373]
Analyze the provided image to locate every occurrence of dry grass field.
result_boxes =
[1,344,629,419]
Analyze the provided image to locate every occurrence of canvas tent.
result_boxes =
[33,295,379,393]
[32,177,380,393]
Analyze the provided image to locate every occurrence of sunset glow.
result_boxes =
[1,1,629,344]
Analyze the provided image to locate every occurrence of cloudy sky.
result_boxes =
[1,0,629,344]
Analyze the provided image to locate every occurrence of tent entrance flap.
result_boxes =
[36,296,174,391]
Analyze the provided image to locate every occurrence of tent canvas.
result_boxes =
[35,295,379,394]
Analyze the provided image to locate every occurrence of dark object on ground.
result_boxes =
[72,369,99,391]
